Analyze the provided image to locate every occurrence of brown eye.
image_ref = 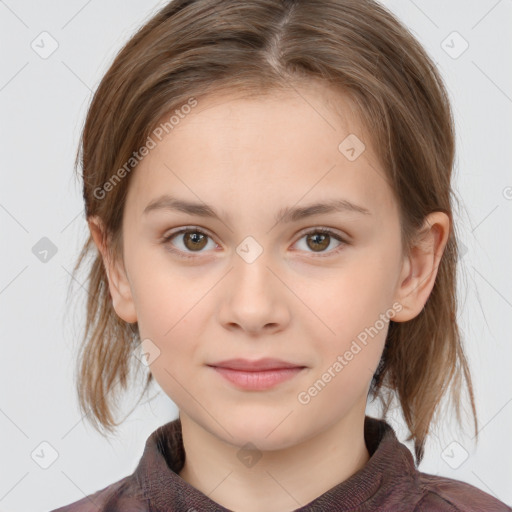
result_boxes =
[294,228,347,256]
[162,228,216,258]
[306,232,331,252]
[182,231,208,251]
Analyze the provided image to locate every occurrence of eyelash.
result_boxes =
[161,226,348,260]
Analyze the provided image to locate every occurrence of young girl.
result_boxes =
[53,0,511,510]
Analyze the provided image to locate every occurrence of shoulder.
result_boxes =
[414,472,512,512]
[49,474,148,512]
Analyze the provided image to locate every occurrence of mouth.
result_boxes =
[207,358,307,390]
[208,357,306,371]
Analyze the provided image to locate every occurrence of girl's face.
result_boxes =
[101,82,417,449]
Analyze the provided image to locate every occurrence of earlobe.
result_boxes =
[392,212,450,322]
[88,216,138,324]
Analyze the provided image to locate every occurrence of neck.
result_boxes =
[178,408,370,512]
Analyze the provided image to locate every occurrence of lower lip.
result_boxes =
[210,366,305,390]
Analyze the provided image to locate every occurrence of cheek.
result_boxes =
[127,249,209,377]
[129,244,200,328]
[301,253,396,383]
[297,286,388,417]
[310,255,395,331]
[130,258,208,405]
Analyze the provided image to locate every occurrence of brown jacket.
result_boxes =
[50,415,511,511]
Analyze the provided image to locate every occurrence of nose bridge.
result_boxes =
[232,236,275,300]
[213,183,291,299]
[217,236,289,331]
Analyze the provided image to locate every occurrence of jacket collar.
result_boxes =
[134,415,417,511]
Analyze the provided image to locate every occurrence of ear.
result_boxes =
[392,212,450,322]
[88,216,137,324]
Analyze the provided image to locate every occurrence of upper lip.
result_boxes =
[208,358,306,371]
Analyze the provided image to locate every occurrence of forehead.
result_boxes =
[126,83,397,221]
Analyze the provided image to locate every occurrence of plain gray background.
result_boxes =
[1,1,511,510]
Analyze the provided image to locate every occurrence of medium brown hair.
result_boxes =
[68,0,478,464]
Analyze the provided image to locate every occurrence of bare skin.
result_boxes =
[90,80,449,512]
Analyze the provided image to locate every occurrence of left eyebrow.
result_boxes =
[275,199,371,223]
[142,194,371,224]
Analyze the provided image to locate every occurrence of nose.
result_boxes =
[216,252,291,335]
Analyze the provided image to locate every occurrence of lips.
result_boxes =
[207,357,306,371]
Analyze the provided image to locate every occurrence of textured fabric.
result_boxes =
[50,415,511,511]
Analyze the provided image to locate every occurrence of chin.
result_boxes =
[219,413,305,451]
